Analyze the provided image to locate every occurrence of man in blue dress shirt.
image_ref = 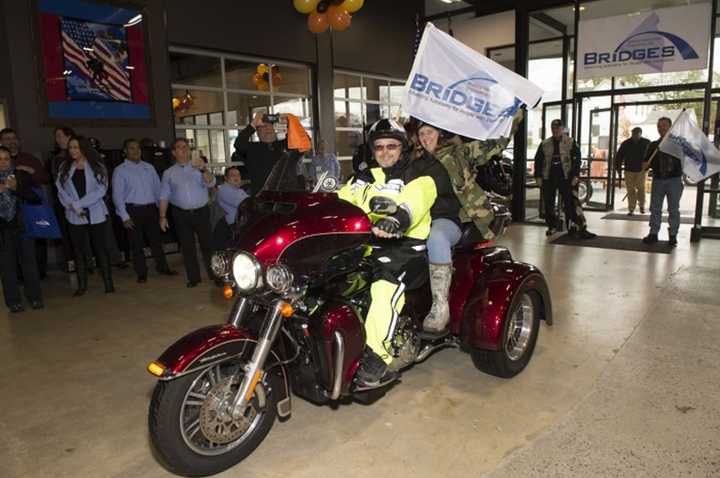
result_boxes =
[213,166,249,249]
[159,138,216,288]
[112,139,177,283]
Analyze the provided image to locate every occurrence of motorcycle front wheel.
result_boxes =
[149,346,279,477]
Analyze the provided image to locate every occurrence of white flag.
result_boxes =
[403,22,543,140]
[659,110,720,182]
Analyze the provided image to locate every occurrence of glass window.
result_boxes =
[195,130,210,158]
[335,130,364,157]
[274,65,310,96]
[169,52,221,87]
[226,92,271,127]
[225,59,260,91]
[172,88,223,120]
[171,48,313,165]
[335,101,363,128]
[334,73,363,100]
[363,77,384,102]
[210,130,226,162]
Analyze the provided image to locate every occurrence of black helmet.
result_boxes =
[368,119,408,147]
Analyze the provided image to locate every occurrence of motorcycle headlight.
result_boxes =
[232,252,262,292]
[210,252,230,278]
[265,263,294,293]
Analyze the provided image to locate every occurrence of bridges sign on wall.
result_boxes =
[577,3,711,80]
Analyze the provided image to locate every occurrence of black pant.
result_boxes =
[126,204,170,277]
[68,221,112,286]
[171,205,213,283]
[543,165,577,229]
[1,228,42,307]
[212,218,232,251]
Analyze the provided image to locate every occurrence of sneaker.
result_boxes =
[356,348,398,387]
[627,210,634,216]
[9,304,24,313]
[137,275,147,284]
[642,233,658,244]
[640,207,645,214]
[545,228,556,237]
[30,300,44,310]
[668,235,678,247]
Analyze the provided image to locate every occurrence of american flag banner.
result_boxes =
[39,0,150,120]
[61,18,131,102]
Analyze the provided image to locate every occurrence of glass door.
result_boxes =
[585,107,615,211]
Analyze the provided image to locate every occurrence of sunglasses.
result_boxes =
[373,143,402,152]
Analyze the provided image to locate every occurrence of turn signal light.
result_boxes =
[223,285,234,299]
[147,361,166,378]
[280,301,294,318]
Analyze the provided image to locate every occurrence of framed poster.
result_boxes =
[36,0,153,124]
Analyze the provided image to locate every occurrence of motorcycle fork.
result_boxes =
[231,299,285,419]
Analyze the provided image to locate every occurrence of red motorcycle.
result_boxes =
[146,189,552,476]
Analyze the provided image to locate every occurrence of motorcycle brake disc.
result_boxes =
[198,376,263,444]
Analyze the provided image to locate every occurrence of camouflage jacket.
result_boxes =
[434,137,510,239]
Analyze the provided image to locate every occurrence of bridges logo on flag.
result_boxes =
[403,23,542,141]
[659,110,720,183]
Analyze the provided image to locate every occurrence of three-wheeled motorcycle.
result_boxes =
[146,182,552,476]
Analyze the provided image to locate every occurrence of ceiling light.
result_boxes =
[440,0,462,4]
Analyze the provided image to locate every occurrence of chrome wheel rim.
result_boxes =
[179,363,265,456]
[505,293,535,361]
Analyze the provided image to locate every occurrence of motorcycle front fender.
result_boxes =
[153,324,256,380]
[460,262,552,351]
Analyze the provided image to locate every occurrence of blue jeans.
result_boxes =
[649,176,683,236]
[427,219,462,264]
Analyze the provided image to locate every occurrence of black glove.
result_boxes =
[373,207,410,238]
[369,196,398,215]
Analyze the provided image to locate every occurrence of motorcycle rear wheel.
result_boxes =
[470,288,541,378]
[149,350,278,476]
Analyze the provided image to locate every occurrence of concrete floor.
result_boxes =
[2,210,720,478]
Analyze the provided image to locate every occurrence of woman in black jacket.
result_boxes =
[0,146,43,313]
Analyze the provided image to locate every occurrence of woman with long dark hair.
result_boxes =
[50,126,77,269]
[56,136,115,295]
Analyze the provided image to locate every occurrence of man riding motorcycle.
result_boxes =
[338,119,438,387]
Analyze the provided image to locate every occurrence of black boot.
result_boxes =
[356,348,398,388]
[73,262,88,297]
[97,253,115,293]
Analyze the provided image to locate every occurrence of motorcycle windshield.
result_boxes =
[260,153,307,193]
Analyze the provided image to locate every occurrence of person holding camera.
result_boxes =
[233,113,304,194]
[158,138,216,288]
[0,146,44,312]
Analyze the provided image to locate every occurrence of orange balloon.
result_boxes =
[327,5,351,31]
[341,0,363,13]
[308,11,329,34]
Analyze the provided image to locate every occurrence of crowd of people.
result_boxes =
[0,110,682,321]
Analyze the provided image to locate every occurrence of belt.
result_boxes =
[127,203,156,208]
[172,204,208,213]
